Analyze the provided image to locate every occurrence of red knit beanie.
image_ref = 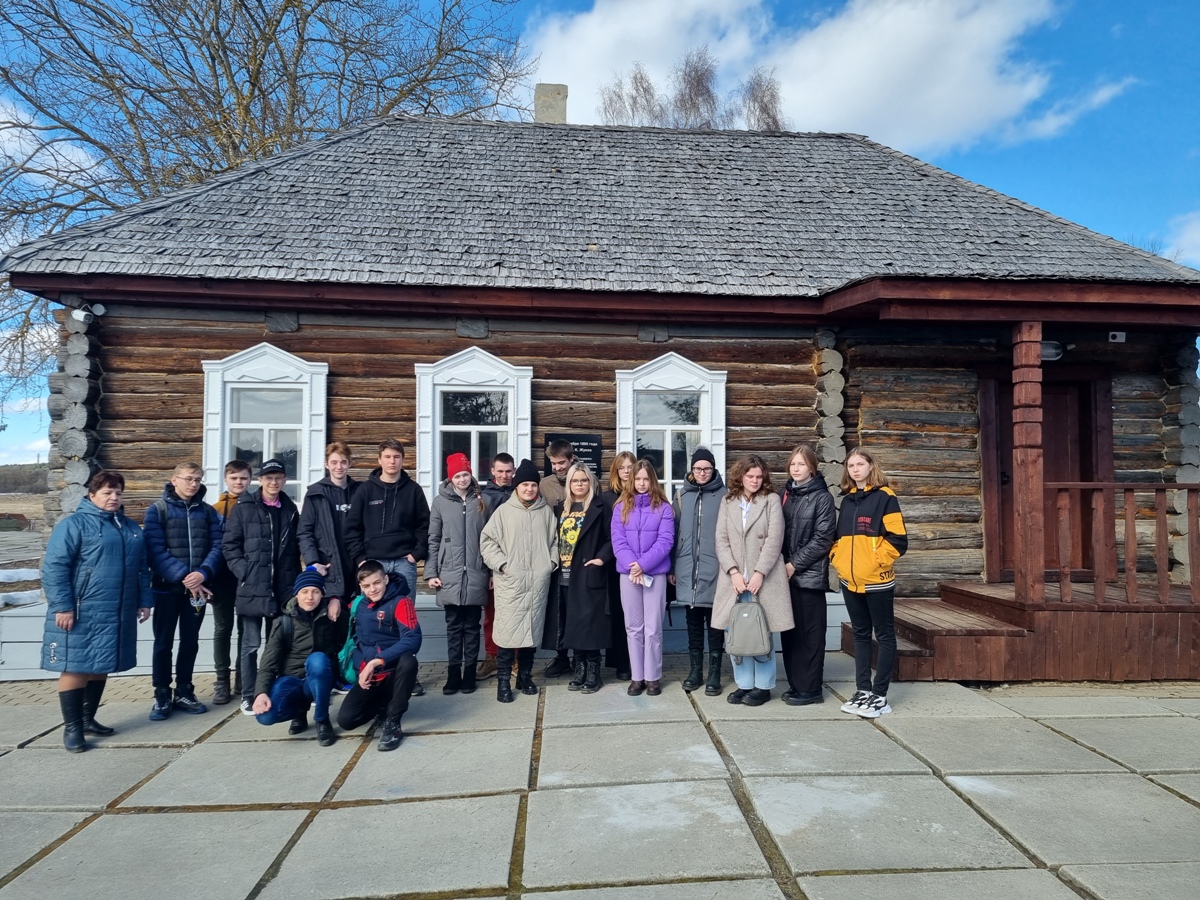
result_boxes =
[446,453,472,479]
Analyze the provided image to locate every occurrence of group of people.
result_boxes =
[40,437,907,754]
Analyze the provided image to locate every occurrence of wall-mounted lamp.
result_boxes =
[1040,340,1074,361]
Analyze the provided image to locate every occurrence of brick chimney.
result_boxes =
[534,83,568,124]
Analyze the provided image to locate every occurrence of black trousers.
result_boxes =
[337,653,418,728]
[552,585,569,653]
[496,646,535,674]
[606,578,630,671]
[685,605,725,654]
[780,584,827,694]
[445,604,483,667]
[843,587,896,696]
[151,587,204,693]
[209,588,242,674]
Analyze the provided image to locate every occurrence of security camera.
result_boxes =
[70,309,94,324]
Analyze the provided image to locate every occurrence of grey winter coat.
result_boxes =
[780,475,837,591]
[713,492,794,633]
[41,497,152,674]
[480,492,558,648]
[671,470,726,608]
[426,479,490,608]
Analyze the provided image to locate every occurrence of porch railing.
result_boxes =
[1044,482,1200,603]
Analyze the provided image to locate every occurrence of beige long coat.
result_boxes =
[480,492,558,648]
[712,492,794,633]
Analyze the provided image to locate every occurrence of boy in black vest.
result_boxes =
[252,567,338,746]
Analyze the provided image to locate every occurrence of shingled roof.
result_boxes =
[4,116,1197,297]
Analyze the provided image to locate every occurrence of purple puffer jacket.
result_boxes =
[611,493,675,576]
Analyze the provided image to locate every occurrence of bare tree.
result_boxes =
[599,46,786,132]
[0,0,535,403]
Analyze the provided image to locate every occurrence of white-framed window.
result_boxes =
[202,342,328,501]
[616,352,727,497]
[415,347,532,500]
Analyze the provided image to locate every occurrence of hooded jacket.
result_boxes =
[221,489,301,618]
[143,482,223,591]
[253,595,339,696]
[830,486,908,593]
[671,470,726,608]
[481,480,514,517]
[780,474,838,592]
[41,497,152,674]
[298,475,360,598]
[344,468,429,564]
[480,491,558,648]
[350,573,422,675]
[426,479,490,608]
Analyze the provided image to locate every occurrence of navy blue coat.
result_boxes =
[143,482,223,592]
[41,497,152,673]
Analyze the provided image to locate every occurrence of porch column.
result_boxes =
[1012,321,1045,602]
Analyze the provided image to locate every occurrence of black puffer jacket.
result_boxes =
[298,476,359,599]
[253,596,339,696]
[780,474,838,591]
[222,489,301,618]
[344,469,429,564]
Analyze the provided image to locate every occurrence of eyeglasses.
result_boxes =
[174,476,203,484]
[692,466,714,474]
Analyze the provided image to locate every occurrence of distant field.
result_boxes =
[0,495,43,518]
[0,464,47,494]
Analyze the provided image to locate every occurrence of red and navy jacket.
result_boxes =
[351,574,422,676]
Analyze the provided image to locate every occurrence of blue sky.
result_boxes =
[2,0,1197,463]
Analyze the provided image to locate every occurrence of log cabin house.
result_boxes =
[6,112,1200,682]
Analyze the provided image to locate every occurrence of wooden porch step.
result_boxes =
[894,599,1027,641]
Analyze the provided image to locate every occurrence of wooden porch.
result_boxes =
[842,321,1200,683]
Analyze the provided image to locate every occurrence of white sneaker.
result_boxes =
[240,699,255,716]
[855,693,892,718]
[839,690,871,714]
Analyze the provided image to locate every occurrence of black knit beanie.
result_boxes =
[514,458,541,486]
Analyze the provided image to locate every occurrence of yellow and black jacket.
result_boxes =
[830,486,907,593]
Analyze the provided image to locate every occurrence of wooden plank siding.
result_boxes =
[82,311,822,518]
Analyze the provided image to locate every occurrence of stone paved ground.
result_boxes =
[2,654,1199,900]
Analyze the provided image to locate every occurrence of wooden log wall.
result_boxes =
[839,327,1004,597]
[86,308,825,520]
[44,307,103,529]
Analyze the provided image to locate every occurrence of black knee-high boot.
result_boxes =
[82,679,115,736]
[59,688,89,753]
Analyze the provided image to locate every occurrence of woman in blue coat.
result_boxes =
[42,471,152,752]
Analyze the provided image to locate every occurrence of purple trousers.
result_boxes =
[619,575,667,681]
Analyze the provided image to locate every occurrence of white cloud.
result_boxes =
[526,0,1124,155]
[1168,211,1200,267]
[0,396,46,415]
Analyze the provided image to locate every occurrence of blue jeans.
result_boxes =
[731,649,777,690]
[255,652,334,725]
[381,558,417,599]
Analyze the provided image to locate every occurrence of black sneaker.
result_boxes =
[173,692,207,715]
[411,678,425,697]
[377,719,403,751]
[149,694,172,721]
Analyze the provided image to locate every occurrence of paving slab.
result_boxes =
[1059,862,1200,900]
[746,775,1030,873]
[0,809,305,900]
[991,695,1182,718]
[258,794,519,899]
[25,703,235,748]
[540,682,700,729]
[0,706,66,748]
[715,720,929,776]
[121,738,357,806]
[948,773,1200,865]
[538,721,726,788]
[1154,698,1200,716]
[878,716,1124,775]
[397,688,540,733]
[1043,716,1200,773]
[523,780,769,888]
[0,748,178,810]
[530,880,787,900]
[798,869,1081,900]
[205,700,372,742]
[694,686,847,722]
[1150,773,1200,803]
[826,681,1021,717]
[336,727,532,800]
[0,811,89,878]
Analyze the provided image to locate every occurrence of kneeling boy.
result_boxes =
[337,559,422,751]
[252,567,338,746]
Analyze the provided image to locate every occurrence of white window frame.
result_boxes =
[616,352,727,487]
[202,342,328,498]
[415,347,532,502]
